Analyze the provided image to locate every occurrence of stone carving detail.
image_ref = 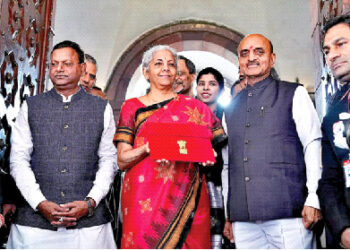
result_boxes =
[319,0,343,27]
[0,0,55,172]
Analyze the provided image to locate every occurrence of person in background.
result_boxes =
[80,53,97,93]
[0,174,17,226]
[0,174,17,247]
[7,40,117,248]
[173,55,196,97]
[90,86,106,99]
[317,14,350,248]
[196,67,227,249]
[115,45,226,249]
[80,54,107,99]
[0,179,6,245]
[223,34,322,248]
[231,73,247,98]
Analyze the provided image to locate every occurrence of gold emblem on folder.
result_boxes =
[177,140,188,155]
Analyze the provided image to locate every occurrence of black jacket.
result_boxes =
[225,76,306,222]
[318,82,350,247]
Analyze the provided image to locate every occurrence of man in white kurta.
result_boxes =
[7,40,117,248]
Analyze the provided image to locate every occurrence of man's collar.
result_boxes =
[53,86,85,103]
[340,82,350,90]
[247,75,273,89]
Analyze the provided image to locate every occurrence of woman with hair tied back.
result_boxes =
[115,45,226,249]
[196,67,228,249]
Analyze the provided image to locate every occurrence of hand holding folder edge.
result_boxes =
[147,122,216,164]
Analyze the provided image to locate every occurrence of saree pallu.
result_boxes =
[116,95,226,249]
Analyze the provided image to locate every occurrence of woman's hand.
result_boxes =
[198,149,216,166]
[117,142,150,170]
[156,159,171,166]
[199,160,215,167]
[153,148,216,167]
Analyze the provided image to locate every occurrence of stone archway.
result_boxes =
[105,19,244,120]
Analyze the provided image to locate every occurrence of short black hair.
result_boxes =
[196,67,224,91]
[323,14,350,35]
[178,55,196,74]
[51,40,85,64]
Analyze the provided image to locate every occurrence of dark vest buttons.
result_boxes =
[22,89,111,230]
[224,78,306,221]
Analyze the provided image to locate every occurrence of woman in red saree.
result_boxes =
[115,45,226,249]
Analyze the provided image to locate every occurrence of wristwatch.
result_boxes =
[84,197,95,217]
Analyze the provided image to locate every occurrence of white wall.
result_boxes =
[53,0,315,91]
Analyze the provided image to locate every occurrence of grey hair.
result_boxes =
[85,53,98,71]
[141,45,177,70]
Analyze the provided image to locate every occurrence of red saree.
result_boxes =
[115,95,226,249]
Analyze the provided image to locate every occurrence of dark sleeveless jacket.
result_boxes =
[13,88,112,230]
[224,76,307,222]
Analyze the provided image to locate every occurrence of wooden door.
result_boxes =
[0,0,55,172]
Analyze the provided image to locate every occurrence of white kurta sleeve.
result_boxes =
[10,101,46,210]
[292,86,322,209]
[221,113,229,218]
[87,103,118,206]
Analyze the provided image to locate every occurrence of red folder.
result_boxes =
[147,122,215,163]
